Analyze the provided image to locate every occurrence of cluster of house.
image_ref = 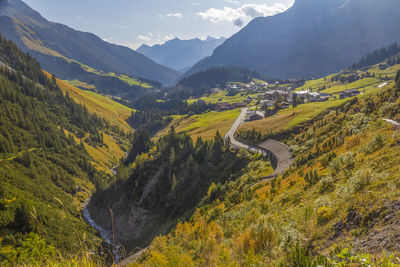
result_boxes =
[248,110,265,121]
[209,79,362,113]
[226,82,269,93]
[257,89,332,110]
[215,101,249,111]
[339,89,361,99]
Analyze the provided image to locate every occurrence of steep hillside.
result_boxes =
[128,72,400,266]
[137,37,226,71]
[186,0,400,79]
[87,129,267,255]
[0,0,179,87]
[43,71,134,133]
[0,34,125,265]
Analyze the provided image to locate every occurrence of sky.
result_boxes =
[24,0,294,50]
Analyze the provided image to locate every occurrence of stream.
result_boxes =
[82,200,121,263]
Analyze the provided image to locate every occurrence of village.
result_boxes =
[205,79,362,121]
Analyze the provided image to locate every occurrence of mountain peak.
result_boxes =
[0,0,47,24]
[290,0,348,12]
[137,36,226,71]
[186,0,400,79]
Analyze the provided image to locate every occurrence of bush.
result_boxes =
[317,206,333,224]
[360,134,385,154]
[348,170,372,193]
[319,176,335,194]
[281,244,328,267]
[2,233,56,265]
[320,152,336,168]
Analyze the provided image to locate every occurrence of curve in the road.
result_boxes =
[225,108,293,180]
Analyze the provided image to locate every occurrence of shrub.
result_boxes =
[360,134,386,154]
[329,152,355,174]
[345,135,361,149]
[317,206,333,224]
[233,223,277,257]
[319,176,335,194]
[348,170,372,193]
[304,169,320,186]
[3,233,56,265]
[281,244,328,267]
[320,152,336,168]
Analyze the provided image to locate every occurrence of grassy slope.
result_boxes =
[44,72,129,174]
[44,71,134,133]
[18,24,153,90]
[75,62,153,88]
[159,109,241,140]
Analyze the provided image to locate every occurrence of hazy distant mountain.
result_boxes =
[137,37,226,71]
[186,0,400,79]
[0,0,179,86]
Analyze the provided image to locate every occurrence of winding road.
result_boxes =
[225,108,293,179]
[384,119,400,127]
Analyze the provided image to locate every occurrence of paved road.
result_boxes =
[225,108,293,181]
[225,108,250,148]
[225,108,267,154]
[384,119,400,127]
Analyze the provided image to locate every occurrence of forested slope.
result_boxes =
[0,34,120,264]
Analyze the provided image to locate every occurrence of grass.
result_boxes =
[320,78,380,94]
[84,133,126,174]
[161,110,241,140]
[106,73,153,88]
[44,71,135,133]
[297,64,400,94]
[75,62,153,88]
[240,81,386,135]
[68,80,96,90]
[62,128,125,175]
[188,91,258,104]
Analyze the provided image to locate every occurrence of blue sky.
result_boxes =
[24,0,294,49]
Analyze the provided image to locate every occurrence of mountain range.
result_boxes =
[186,0,400,79]
[137,37,226,72]
[0,0,180,86]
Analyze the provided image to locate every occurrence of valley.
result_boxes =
[1,0,400,266]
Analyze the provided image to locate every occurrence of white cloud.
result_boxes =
[102,37,113,43]
[137,34,151,41]
[225,0,239,4]
[131,33,175,49]
[166,12,183,18]
[197,3,288,26]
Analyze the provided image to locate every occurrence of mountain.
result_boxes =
[0,33,128,263]
[137,37,226,71]
[186,0,400,79]
[0,0,180,87]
